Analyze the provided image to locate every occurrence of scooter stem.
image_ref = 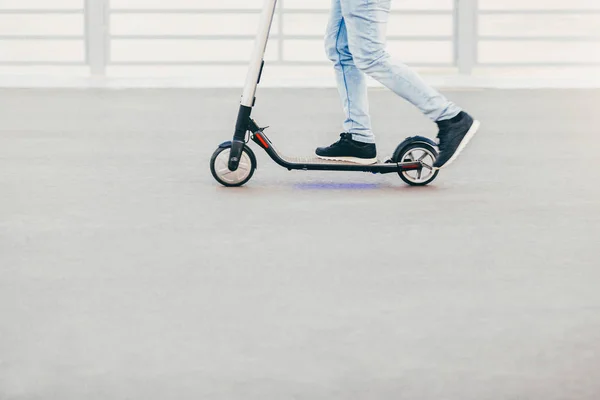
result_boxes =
[241,0,278,107]
[229,0,278,171]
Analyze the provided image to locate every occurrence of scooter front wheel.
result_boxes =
[210,144,256,187]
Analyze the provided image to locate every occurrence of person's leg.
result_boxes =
[324,0,373,144]
[341,0,480,169]
[341,0,461,122]
[316,0,377,164]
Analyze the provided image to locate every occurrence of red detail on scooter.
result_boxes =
[255,133,269,149]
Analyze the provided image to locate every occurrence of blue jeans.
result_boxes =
[325,0,462,144]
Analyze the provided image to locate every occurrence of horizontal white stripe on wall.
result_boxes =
[479,41,600,63]
[282,14,329,36]
[111,0,454,11]
[479,0,600,10]
[111,39,279,62]
[283,14,453,36]
[0,40,84,61]
[0,0,82,9]
[0,66,89,76]
[0,15,84,36]
[284,40,453,64]
[111,0,264,10]
[390,0,453,10]
[110,13,454,37]
[285,0,453,10]
[111,14,279,36]
[479,14,600,37]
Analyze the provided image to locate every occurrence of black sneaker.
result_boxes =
[316,133,377,165]
[433,111,480,169]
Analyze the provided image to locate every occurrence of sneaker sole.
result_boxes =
[316,155,378,165]
[435,120,481,170]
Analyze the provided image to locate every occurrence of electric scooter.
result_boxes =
[210,0,440,187]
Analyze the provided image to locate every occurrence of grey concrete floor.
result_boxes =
[1,88,600,400]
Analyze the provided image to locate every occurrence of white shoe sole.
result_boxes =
[316,155,378,165]
[436,120,481,170]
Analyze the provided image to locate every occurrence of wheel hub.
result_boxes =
[401,147,436,184]
[214,149,253,185]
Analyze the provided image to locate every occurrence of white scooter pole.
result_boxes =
[230,0,278,170]
[241,0,278,107]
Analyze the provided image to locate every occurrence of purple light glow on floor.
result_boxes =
[294,182,382,190]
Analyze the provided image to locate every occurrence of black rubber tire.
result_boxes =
[210,144,256,187]
[394,142,440,186]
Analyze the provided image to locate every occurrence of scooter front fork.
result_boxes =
[228,105,253,171]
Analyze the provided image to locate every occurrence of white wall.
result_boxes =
[0,0,599,87]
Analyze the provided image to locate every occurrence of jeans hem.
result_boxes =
[350,133,376,144]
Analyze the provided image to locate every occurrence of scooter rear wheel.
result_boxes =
[210,144,256,187]
[394,142,439,186]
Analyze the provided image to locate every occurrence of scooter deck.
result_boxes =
[249,133,422,174]
[274,153,421,174]
[280,155,383,166]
